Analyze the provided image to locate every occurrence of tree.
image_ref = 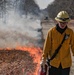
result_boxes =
[47,0,74,19]
[23,0,40,16]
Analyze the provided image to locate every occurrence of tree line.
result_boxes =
[0,0,40,17]
[47,0,74,19]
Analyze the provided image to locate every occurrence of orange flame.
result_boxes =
[16,46,42,75]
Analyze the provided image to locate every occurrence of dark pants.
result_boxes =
[48,64,70,75]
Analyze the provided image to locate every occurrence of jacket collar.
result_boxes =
[56,24,67,34]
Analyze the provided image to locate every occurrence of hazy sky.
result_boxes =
[35,0,54,9]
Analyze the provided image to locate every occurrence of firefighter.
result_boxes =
[40,11,74,75]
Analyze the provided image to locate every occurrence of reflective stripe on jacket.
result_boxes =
[42,26,74,68]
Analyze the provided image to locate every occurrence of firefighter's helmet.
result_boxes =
[55,11,70,22]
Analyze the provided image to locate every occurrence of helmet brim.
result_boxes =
[55,17,70,22]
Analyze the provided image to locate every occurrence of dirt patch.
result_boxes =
[68,20,74,31]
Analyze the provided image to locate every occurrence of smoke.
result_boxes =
[0,10,42,48]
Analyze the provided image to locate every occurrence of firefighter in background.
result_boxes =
[40,11,74,75]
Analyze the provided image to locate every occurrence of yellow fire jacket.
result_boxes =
[42,26,74,68]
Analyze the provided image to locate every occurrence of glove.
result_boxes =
[39,60,47,75]
[40,60,46,70]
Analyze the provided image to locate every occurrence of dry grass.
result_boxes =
[0,50,37,75]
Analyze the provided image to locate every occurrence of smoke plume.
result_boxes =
[0,10,42,48]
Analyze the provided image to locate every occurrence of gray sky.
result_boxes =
[35,0,54,9]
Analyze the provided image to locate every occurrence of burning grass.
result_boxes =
[0,46,42,75]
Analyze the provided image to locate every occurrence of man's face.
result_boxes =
[58,22,68,29]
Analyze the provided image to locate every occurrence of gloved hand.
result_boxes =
[39,60,48,75]
[40,60,46,69]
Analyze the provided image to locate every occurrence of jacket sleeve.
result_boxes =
[42,29,52,61]
[71,30,74,56]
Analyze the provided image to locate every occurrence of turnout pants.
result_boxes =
[48,64,70,75]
